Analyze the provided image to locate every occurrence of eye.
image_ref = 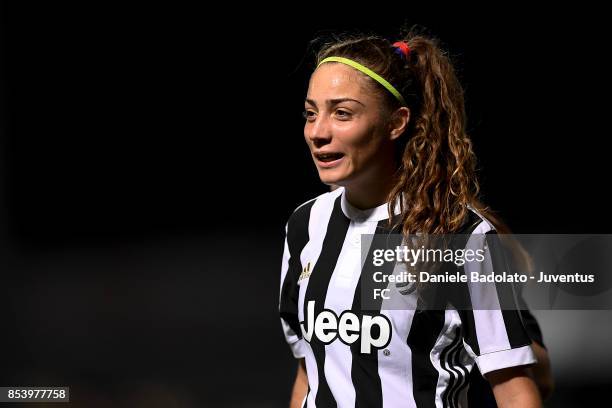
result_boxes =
[302,110,316,121]
[335,109,352,120]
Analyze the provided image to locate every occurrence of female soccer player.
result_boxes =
[279,28,543,407]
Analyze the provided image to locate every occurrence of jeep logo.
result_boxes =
[300,300,392,354]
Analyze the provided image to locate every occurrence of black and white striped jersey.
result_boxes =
[279,186,536,408]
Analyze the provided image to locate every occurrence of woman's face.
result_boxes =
[304,63,397,188]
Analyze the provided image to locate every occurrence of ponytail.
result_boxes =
[384,30,479,236]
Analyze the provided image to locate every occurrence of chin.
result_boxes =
[318,171,349,187]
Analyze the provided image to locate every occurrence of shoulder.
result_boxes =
[285,187,343,234]
[457,204,496,235]
[454,204,503,254]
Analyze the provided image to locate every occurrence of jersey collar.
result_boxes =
[339,186,401,223]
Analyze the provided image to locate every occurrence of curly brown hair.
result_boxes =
[314,26,499,235]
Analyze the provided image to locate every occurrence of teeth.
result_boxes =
[319,153,342,159]
[320,155,338,162]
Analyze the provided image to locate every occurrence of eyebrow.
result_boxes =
[305,98,365,107]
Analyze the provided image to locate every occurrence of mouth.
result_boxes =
[314,151,345,168]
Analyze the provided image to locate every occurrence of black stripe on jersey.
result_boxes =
[467,368,498,408]
[407,309,446,408]
[349,278,383,408]
[486,230,532,348]
[366,224,404,311]
[520,308,544,348]
[280,199,316,338]
[303,196,350,408]
[458,209,486,234]
[349,220,400,407]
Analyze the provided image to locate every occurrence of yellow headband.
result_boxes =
[317,56,407,107]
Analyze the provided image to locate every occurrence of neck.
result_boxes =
[344,170,398,210]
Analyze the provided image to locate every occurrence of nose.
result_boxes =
[305,113,332,148]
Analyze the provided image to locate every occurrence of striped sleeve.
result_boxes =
[279,199,315,359]
[458,222,537,376]
[279,220,305,358]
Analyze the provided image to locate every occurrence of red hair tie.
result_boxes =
[392,41,411,60]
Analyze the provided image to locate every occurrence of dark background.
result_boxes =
[1,3,611,407]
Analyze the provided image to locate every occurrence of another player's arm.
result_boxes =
[487,366,542,408]
[289,358,308,408]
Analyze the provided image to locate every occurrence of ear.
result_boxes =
[388,107,410,141]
